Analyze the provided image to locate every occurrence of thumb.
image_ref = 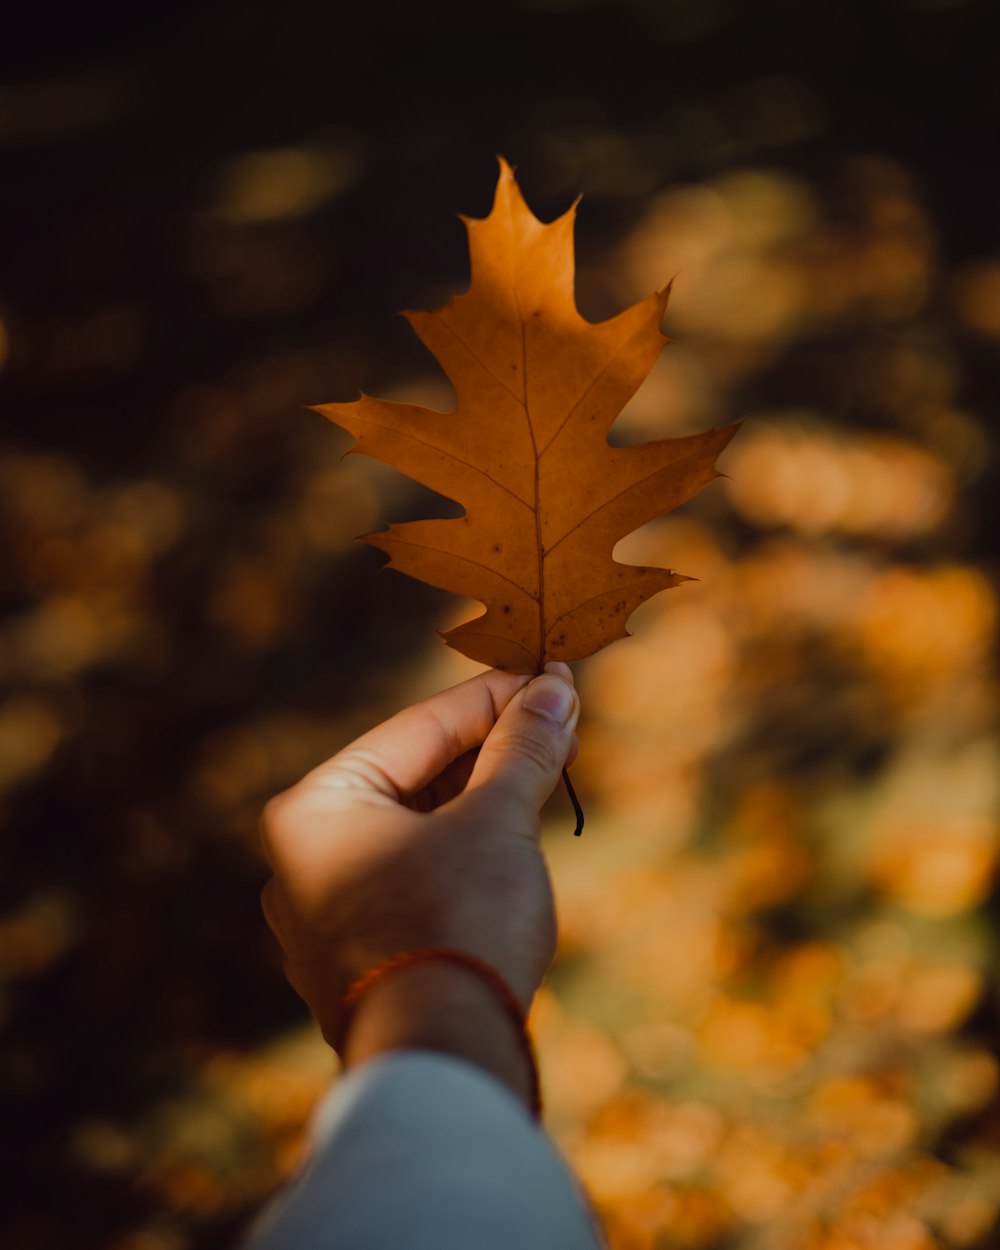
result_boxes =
[464,668,580,825]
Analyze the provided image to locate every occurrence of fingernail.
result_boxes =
[543,660,575,686]
[523,675,576,726]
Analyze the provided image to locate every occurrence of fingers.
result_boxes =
[464,664,580,828]
[414,730,577,810]
[260,878,283,944]
[300,668,533,804]
[408,746,481,811]
[260,663,580,873]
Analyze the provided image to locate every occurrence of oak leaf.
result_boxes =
[316,159,738,675]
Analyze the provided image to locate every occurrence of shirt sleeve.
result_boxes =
[242,1050,605,1250]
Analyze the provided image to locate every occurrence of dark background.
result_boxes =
[1,2,998,1248]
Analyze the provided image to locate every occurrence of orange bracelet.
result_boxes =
[337,947,542,1119]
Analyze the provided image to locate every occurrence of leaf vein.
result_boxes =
[355,421,532,510]
[438,318,524,405]
[544,571,672,637]
[544,453,699,557]
[538,339,626,458]
[384,539,540,602]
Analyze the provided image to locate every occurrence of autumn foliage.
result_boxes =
[316,160,737,673]
[3,25,999,1250]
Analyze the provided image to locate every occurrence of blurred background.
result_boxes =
[1,1,998,1247]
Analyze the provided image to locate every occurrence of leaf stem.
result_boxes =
[562,767,584,837]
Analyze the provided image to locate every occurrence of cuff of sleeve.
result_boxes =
[245,1050,604,1250]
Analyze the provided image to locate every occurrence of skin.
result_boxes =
[259,662,580,1111]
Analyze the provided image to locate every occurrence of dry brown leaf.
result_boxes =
[316,159,738,674]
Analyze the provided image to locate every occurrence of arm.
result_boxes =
[245,664,604,1249]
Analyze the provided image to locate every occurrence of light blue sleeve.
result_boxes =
[243,1051,605,1250]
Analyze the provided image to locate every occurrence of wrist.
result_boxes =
[340,959,538,1114]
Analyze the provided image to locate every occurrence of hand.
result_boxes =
[260,663,580,1107]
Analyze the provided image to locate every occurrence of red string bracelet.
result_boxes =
[336,947,542,1119]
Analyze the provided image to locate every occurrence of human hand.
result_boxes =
[260,663,580,1106]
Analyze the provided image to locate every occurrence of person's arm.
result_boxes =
[245,664,604,1249]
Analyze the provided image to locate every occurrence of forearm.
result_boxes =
[342,960,537,1112]
[252,666,589,1247]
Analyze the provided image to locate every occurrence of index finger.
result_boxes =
[301,667,563,802]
